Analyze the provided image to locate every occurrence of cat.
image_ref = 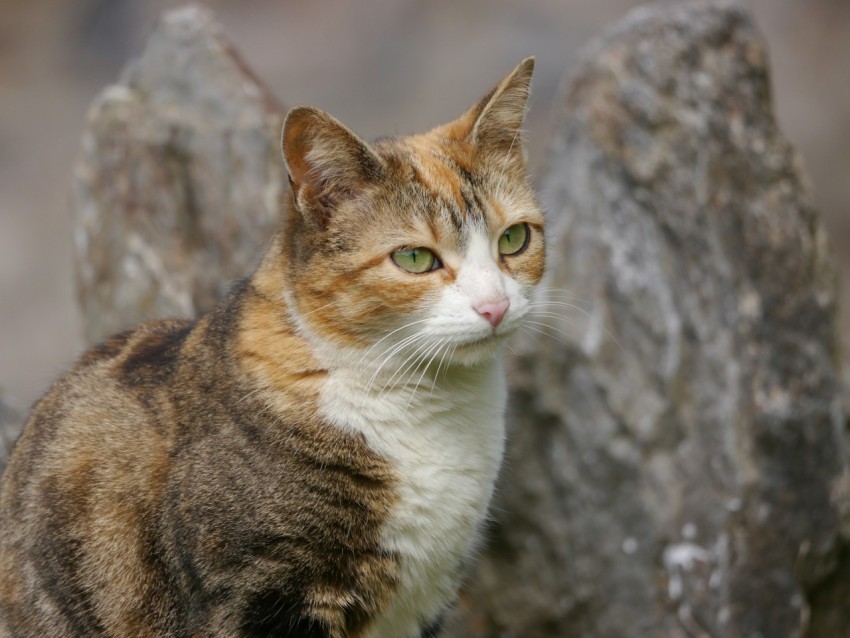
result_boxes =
[0,57,543,638]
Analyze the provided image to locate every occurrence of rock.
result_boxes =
[844,352,850,420]
[72,4,286,345]
[0,390,24,475]
[451,1,849,637]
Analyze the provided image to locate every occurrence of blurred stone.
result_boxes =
[451,1,849,637]
[0,389,24,475]
[842,348,850,418]
[73,4,286,345]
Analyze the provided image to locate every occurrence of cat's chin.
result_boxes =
[449,333,508,367]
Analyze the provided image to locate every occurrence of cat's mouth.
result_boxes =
[454,325,514,354]
[457,335,492,349]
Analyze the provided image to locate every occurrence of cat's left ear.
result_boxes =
[281,106,384,229]
[450,57,535,158]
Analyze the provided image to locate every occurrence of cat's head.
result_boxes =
[280,58,543,370]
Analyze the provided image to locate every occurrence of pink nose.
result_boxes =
[475,298,510,328]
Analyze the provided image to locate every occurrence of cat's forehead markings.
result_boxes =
[486,195,509,227]
[421,203,444,246]
[405,142,467,214]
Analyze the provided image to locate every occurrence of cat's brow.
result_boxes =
[406,149,462,210]
[442,155,486,225]
[412,156,490,239]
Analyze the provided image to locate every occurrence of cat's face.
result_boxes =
[281,59,543,370]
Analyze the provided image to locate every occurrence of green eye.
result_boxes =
[391,247,439,274]
[499,223,529,256]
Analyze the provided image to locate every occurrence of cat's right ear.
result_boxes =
[281,107,384,229]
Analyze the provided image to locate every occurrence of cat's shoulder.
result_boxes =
[74,319,195,379]
[19,318,198,445]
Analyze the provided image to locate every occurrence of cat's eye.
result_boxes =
[498,223,529,256]
[391,247,440,274]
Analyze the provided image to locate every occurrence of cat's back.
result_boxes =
[0,318,193,637]
[2,317,194,499]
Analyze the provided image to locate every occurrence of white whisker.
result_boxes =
[379,338,435,397]
[405,338,447,413]
[522,324,565,344]
[355,318,432,370]
[526,299,625,353]
[396,338,445,395]
[532,287,593,304]
[296,301,337,319]
[429,340,454,397]
[494,124,526,198]
[524,320,573,341]
[366,332,429,394]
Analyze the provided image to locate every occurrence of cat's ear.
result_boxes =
[281,106,383,229]
[451,57,534,157]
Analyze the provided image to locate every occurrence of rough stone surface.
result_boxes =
[0,390,24,475]
[450,2,849,637]
[73,4,286,345]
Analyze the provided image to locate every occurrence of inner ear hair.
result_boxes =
[447,57,535,157]
[281,106,384,229]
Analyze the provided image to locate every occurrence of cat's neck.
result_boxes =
[226,241,328,419]
[318,337,507,638]
[324,356,502,424]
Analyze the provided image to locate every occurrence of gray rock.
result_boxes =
[451,1,849,637]
[72,4,286,345]
[0,390,24,475]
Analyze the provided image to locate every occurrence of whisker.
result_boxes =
[235,385,265,406]
[366,333,428,394]
[528,309,588,322]
[296,301,337,319]
[524,320,574,341]
[495,124,526,198]
[521,324,566,344]
[529,296,593,310]
[528,300,592,311]
[526,300,625,354]
[355,318,432,369]
[379,338,435,397]
[532,286,591,299]
[429,340,454,397]
[527,310,590,334]
[364,334,424,394]
[398,338,445,394]
[406,338,447,412]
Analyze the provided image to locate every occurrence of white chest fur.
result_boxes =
[319,359,507,638]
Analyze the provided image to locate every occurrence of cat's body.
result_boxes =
[0,59,543,637]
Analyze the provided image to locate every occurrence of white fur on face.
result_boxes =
[424,225,530,365]
[289,220,534,375]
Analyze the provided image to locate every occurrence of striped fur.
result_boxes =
[0,58,543,637]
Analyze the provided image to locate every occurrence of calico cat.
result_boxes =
[0,58,543,637]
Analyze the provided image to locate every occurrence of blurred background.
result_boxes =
[0,0,848,408]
